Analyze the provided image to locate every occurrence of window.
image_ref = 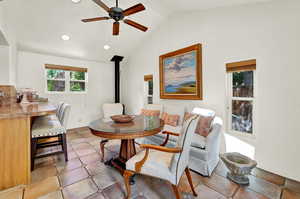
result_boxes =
[45,64,88,93]
[226,59,256,135]
[144,75,153,104]
[46,69,66,92]
[70,71,86,92]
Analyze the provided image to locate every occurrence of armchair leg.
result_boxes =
[185,167,198,197]
[100,139,108,162]
[123,170,134,199]
[171,184,182,199]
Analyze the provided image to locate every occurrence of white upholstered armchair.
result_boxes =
[141,106,223,176]
[100,103,124,161]
[123,115,199,199]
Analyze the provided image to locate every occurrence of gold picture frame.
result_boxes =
[159,44,203,100]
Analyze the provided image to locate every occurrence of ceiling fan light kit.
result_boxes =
[82,0,148,36]
[71,0,81,3]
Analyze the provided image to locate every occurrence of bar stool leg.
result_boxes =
[31,138,38,171]
[62,134,68,162]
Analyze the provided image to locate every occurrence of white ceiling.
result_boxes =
[1,0,273,62]
[159,0,273,12]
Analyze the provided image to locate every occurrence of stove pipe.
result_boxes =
[110,55,124,103]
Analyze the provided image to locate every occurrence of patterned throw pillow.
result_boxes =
[162,112,180,127]
[184,112,215,137]
[195,115,215,137]
[140,109,160,117]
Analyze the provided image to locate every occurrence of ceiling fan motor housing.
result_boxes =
[109,7,124,21]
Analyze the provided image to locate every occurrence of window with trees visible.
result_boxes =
[47,69,66,92]
[70,71,86,92]
[144,75,153,104]
[226,60,256,135]
[45,64,88,93]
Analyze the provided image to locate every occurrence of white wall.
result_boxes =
[17,51,115,129]
[0,5,9,85]
[0,2,17,86]
[121,0,300,181]
[0,45,9,84]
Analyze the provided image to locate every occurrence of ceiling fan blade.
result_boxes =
[123,3,145,16]
[113,22,120,36]
[124,19,148,32]
[92,0,110,12]
[82,17,110,22]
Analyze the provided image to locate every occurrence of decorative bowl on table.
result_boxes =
[111,115,134,123]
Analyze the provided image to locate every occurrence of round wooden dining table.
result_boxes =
[88,115,163,172]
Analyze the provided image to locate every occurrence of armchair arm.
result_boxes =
[206,118,223,159]
[160,131,180,146]
[162,131,180,136]
[135,144,182,172]
[140,144,182,153]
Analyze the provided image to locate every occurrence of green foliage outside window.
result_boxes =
[70,81,85,92]
[233,72,243,86]
[47,69,65,79]
[148,80,153,95]
[233,71,253,97]
[70,71,86,92]
[47,80,65,92]
[46,69,86,92]
[47,80,54,91]
[70,71,85,81]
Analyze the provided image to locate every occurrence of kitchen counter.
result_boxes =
[0,102,56,119]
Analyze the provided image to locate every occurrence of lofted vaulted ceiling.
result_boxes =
[1,0,272,62]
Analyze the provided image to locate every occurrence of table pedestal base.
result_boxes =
[105,139,137,184]
[119,139,136,161]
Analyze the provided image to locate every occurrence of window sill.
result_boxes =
[45,91,87,94]
[227,130,256,140]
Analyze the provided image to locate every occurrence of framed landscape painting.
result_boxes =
[159,44,203,100]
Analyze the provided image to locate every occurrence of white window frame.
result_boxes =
[227,70,256,138]
[144,81,153,105]
[45,69,88,94]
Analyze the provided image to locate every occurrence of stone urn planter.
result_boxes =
[220,152,257,185]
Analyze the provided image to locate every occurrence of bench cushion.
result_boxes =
[32,115,66,138]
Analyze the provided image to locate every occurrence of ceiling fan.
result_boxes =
[82,0,148,36]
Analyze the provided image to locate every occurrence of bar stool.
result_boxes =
[31,103,71,170]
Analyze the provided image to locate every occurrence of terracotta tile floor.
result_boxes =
[1,128,300,199]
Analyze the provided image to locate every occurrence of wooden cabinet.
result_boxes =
[0,102,56,190]
[0,117,31,189]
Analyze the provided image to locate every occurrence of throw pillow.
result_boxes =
[141,109,160,117]
[184,111,215,137]
[162,112,180,127]
[196,115,215,137]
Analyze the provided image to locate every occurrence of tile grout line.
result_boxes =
[214,172,283,199]
[213,172,239,198]
[246,176,282,199]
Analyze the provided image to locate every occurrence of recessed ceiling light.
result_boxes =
[104,45,110,50]
[61,35,70,41]
[71,0,81,3]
